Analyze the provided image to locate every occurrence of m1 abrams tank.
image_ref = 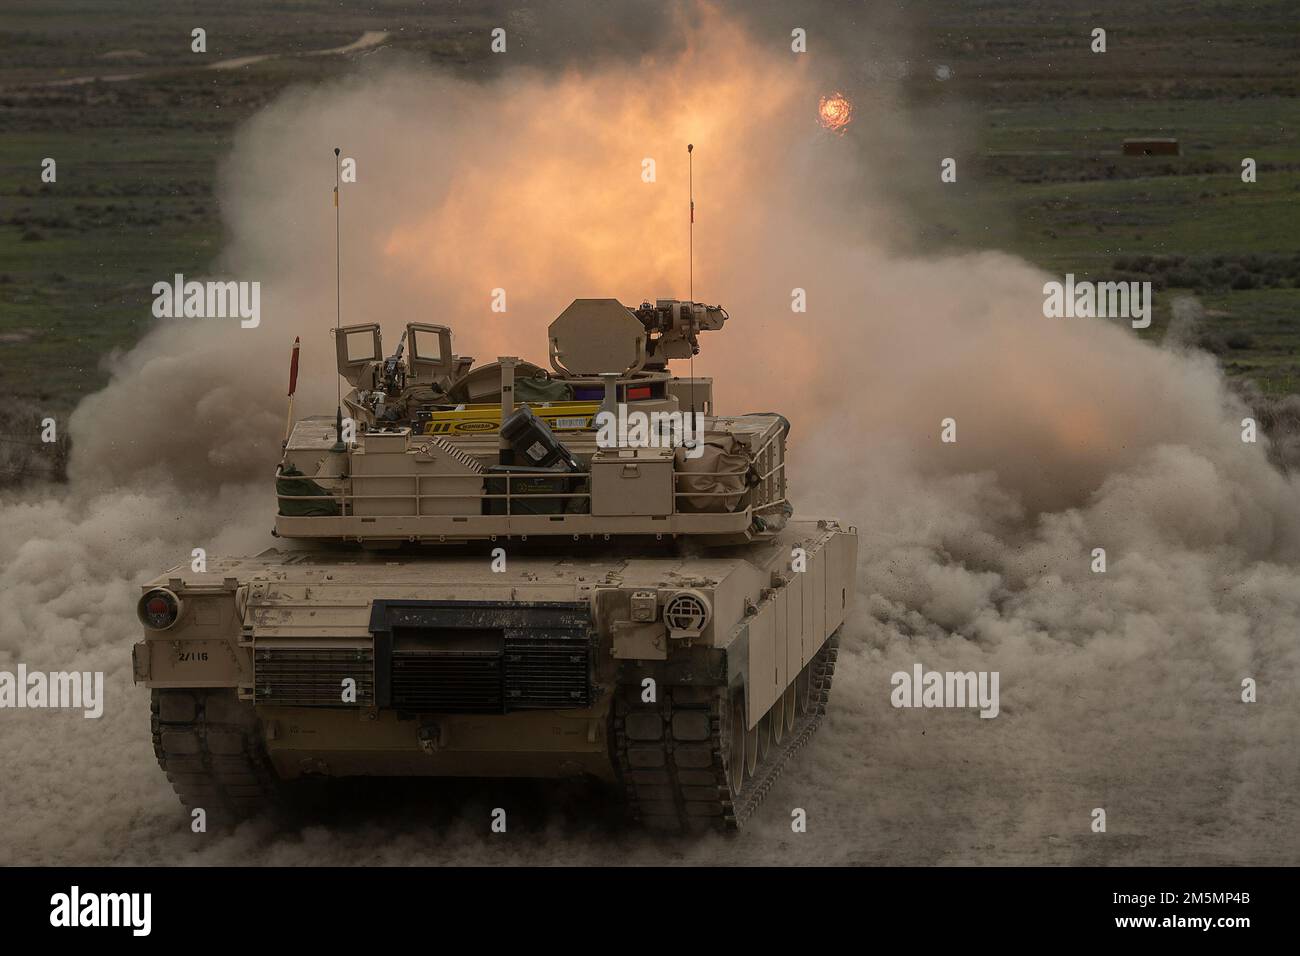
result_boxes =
[132,298,856,832]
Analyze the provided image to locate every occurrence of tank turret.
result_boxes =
[276,298,788,546]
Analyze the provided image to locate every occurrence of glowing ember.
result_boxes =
[817,92,853,133]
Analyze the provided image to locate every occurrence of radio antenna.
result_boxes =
[687,143,694,302]
[332,146,345,451]
[687,143,696,419]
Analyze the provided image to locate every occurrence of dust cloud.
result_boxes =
[1,3,1297,865]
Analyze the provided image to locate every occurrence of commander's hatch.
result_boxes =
[406,323,455,384]
[335,323,382,389]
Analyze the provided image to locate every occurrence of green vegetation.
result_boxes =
[0,0,496,413]
[916,0,1300,394]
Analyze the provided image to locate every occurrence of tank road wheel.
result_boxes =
[744,700,759,778]
[151,688,280,828]
[727,689,747,797]
[782,684,797,735]
[759,712,774,754]
[795,662,813,715]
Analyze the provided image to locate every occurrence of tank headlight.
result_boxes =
[664,589,711,637]
[138,588,182,631]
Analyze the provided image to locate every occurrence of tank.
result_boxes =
[132,297,857,832]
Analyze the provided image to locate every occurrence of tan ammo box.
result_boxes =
[590,447,675,516]
[350,428,484,517]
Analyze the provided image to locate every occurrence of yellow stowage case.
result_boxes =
[422,401,599,436]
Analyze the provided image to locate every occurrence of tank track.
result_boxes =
[613,631,839,833]
[150,688,280,827]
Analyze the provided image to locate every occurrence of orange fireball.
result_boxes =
[817,92,853,133]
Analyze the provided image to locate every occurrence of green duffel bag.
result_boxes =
[514,374,572,404]
[276,464,341,517]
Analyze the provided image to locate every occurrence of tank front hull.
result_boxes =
[260,702,618,781]
[137,519,857,829]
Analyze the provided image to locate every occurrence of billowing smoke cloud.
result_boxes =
[2,3,1297,865]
